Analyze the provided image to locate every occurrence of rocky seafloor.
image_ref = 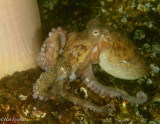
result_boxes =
[0,0,160,123]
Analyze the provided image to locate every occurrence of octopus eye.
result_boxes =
[92,29,99,36]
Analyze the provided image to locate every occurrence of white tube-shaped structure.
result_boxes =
[0,0,42,79]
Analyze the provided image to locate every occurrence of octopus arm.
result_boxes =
[61,86,115,113]
[37,27,67,71]
[82,64,148,104]
[34,57,115,113]
[33,57,71,101]
[33,67,57,101]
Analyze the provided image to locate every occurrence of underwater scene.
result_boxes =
[0,0,160,123]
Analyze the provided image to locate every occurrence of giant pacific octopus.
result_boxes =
[33,20,148,113]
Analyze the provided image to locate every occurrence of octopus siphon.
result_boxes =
[33,19,148,113]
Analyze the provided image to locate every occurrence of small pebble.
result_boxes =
[147,78,153,84]
[18,94,28,101]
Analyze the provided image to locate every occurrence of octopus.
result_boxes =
[33,19,148,113]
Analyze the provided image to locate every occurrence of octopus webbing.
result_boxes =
[33,20,148,113]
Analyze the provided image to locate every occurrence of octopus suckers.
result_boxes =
[43,43,47,47]
[121,60,128,64]
[92,46,98,53]
[59,49,63,54]
[60,67,65,71]
[41,47,45,52]
[69,72,76,81]
[48,32,52,36]
[85,78,90,82]
[41,57,44,61]
[49,43,54,47]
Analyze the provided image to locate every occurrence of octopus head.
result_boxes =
[98,28,148,80]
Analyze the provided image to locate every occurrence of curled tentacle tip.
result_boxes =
[33,83,37,92]
[32,84,39,99]
[38,96,45,101]
[32,92,38,99]
[39,96,48,101]
[32,91,48,101]
[136,91,148,104]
